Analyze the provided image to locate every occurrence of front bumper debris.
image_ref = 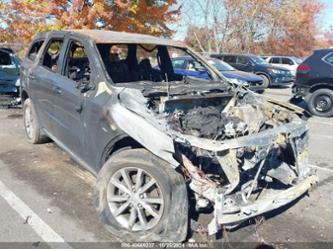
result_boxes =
[215,174,318,225]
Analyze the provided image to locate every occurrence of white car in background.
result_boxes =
[264,56,303,76]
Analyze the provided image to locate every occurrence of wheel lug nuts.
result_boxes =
[137,203,142,208]
[139,194,144,199]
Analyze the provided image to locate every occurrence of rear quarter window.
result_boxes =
[323,53,333,65]
[282,58,294,65]
[27,40,44,61]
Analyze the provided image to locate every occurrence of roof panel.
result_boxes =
[68,29,185,47]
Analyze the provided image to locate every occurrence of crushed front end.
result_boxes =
[158,89,318,235]
[106,79,318,236]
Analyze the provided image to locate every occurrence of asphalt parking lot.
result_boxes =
[0,87,332,248]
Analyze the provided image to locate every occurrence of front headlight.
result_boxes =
[269,69,284,74]
[228,78,249,86]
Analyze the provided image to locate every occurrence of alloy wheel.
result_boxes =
[107,167,164,231]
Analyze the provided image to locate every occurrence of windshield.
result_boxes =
[97,43,217,83]
[250,56,268,65]
[206,58,236,71]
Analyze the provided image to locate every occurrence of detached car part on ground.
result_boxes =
[21,30,318,242]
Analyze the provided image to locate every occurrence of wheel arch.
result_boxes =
[99,135,143,170]
[255,71,271,82]
[21,89,29,103]
[309,81,333,93]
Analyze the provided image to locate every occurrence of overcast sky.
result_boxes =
[321,0,333,30]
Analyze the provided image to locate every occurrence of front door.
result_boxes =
[51,39,91,156]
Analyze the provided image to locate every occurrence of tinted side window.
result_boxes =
[28,40,44,61]
[223,55,236,63]
[269,57,280,64]
[323,53,333,65]
[282,58,294,65]
[42,39,63,72]
[237,56,249,65]
[63,40,90,83]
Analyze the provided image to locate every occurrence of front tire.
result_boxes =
[258,74,270,88]
[307,88,333,117]
[94,149,188,242]
[23,98,49,144]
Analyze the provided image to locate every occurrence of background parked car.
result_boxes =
[211,53,294,88]
[265,56,303,76]
[171,56,266,93]
[292,48,333,117]
[0,47,20,95]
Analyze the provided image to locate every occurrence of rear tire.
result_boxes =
[307,88,333,117]
[94,148,188,242]
[23,98,49,144]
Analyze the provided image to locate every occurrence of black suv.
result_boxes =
[211,54,294,88]
[20,30,317,242]
[293,49,333,117]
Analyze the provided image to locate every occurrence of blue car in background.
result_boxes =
[0,47,20,96]
[171,56,266,93]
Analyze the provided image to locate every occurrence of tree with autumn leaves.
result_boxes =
[0,0,180,46]
[182,0,329,57]
[0,0,331,57]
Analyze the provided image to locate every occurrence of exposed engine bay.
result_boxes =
[106,76,318,236]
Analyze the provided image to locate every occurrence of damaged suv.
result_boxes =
[21,30,318,242]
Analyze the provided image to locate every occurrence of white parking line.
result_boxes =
[311,134,333,140]
[309,164,333,173]
[310,120,333,126]
[0,180,73,249]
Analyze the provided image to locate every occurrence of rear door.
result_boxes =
[29,37,65,132]
[21,39,45,95]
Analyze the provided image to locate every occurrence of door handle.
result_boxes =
[52,86,62,94]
